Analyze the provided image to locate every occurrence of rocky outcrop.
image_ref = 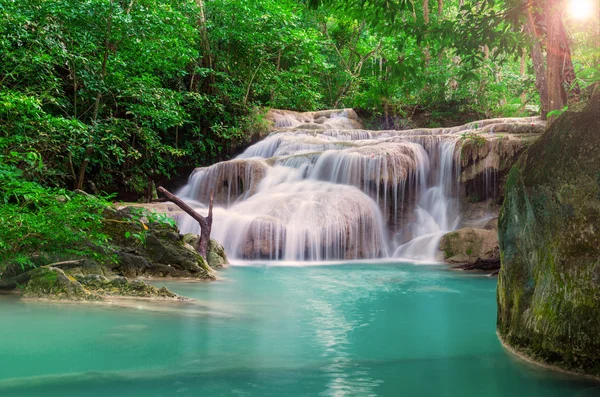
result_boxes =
[266,108,363,130]
[497,95,600,376]
[22,267,180,302]
[102,207,216,280]
[207,239,229,269]
[182,235,229,269]
[179,159,269,207]
[440,228,499,266]
[0,206,227,302]
[458,133,540,203]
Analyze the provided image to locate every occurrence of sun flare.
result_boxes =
[568,0,596,21]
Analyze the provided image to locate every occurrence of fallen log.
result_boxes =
[157,186,213,260]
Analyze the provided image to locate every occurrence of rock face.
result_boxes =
[440,228,499,265]
[497,95,600,376]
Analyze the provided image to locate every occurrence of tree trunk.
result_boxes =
[191,0,213,94]
[524,4,549,119]
[546,0,566,124]
[559,20,580,104]
[157,186,213,260]
[520,48,527,102]
[437,0,443,19]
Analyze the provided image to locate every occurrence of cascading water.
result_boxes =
[176,109,541,262]
[392,139,461,260]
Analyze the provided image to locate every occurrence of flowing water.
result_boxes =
[1,111,564,396]
[176,110,539,262]
[0,263,597,397]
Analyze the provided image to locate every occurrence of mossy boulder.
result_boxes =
[440,228,499,265]
[182,235,229,269]
[23,267,104,301]
[22,267,180,302]
[497,94,600,376]
[102,207,215,280]
[207,239,229,269]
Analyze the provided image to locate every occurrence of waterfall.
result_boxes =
[392,140,461,261]
[176,110,491,262]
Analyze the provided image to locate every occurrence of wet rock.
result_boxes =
[23,267,104,301]
[498,94,600,376]
[22,267,180,302]
[102,207,215,280]
[208,239,229,268]
[182,234,229,268]
[182,159,269,206]
[440,228,499,266]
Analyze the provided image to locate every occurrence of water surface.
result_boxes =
[0,263,597,396]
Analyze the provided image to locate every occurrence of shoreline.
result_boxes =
[496,331,600,382]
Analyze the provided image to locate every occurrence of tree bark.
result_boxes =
[157,186,213,260]
[546,0,566,124]
[191,0,213,93]
[558,20,579,103]
[524,3,549,119]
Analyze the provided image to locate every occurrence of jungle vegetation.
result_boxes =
[0,0,598,267]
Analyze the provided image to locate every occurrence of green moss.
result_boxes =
[497,94,600,377]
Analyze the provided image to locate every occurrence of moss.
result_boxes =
[498,94,600,377]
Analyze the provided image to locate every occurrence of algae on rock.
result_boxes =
[497,94,600,376]
[23,267,181,302]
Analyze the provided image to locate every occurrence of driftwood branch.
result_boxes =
[157,186,213,260]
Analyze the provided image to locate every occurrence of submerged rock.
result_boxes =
[497,95,600,376]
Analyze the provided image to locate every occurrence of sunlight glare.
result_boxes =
[568,0,596,21]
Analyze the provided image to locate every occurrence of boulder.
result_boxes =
[102,207,215,280]
[23,267,104,301]
[22,267,180,302]
[497,94,600,376]
[440,228,499,266]
[207,239,229,269]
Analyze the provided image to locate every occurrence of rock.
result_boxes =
[181,234,228,269]
[459,134,538,202]
[23,267,104,301]
[102,207,216,280]
[497,94,600,376]
[207,239,229,268]
[440,228,499,266]
[22,267,180,302]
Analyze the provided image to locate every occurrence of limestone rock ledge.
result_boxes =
[23,267,181,302]
[497,94,600,377]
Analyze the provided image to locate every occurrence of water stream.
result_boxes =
[177,110,467,262]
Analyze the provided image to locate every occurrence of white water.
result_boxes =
[176,109,473,262]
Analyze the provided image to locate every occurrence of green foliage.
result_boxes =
[0,150,112,269]
[547,106,569,119]
[460,132,487,147]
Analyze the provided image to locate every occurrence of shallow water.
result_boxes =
[0,263,598,397]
